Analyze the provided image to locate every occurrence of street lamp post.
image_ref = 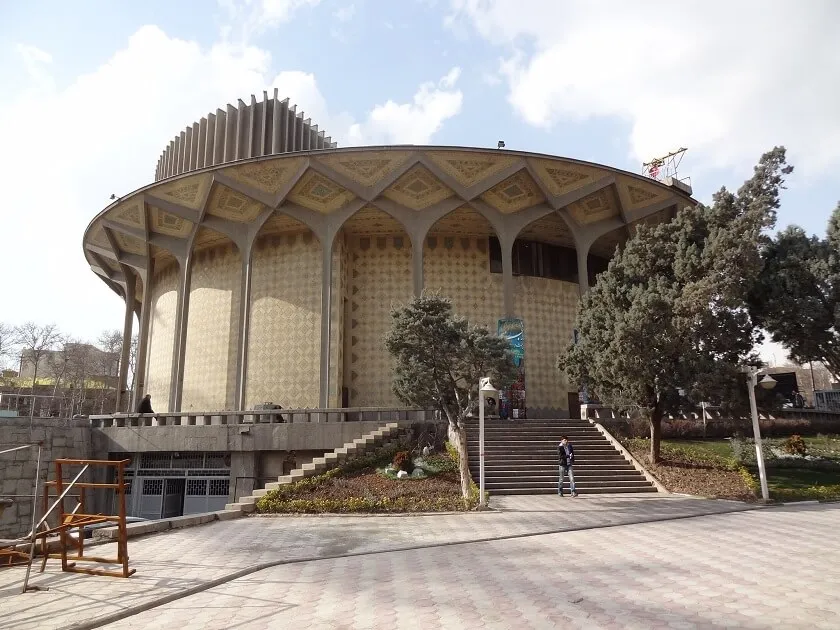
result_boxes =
[742,367,776,502]
[478,377,498,509]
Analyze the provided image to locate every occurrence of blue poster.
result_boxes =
[498,318,526,419]
[497,318,524,366]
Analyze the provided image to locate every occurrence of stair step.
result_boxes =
[490,487,658,495]
[485,479,654,489]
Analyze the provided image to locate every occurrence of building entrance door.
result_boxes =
[162,478,185,518]
[568,392,581,419]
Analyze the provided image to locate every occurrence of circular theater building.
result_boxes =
[84,91,696,419]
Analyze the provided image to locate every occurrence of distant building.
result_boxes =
[18,343,119,385]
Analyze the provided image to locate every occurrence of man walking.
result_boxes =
[558,435,578,497]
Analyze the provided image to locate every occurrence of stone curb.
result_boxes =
[92,509,242,541]
[61,501,763,630]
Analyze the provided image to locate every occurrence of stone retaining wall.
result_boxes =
[0,418,100,539]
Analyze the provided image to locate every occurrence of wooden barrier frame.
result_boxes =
[39,458,135,578]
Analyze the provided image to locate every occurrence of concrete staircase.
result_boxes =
[465,418,657,495]
[225,422,403,513]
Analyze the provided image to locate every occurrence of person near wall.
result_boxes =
[137,394,154,415]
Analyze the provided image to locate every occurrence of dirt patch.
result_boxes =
[625,441,756,502]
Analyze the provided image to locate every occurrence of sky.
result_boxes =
[1,0,838,365]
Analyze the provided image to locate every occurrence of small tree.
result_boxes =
[749,204,840,380]
[385,295,517,501]
[559,148,792,463]
[0,322,17,371]
[15,322,62,392]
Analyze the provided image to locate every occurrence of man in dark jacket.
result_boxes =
[137,394,154,415]
[558,435,578,497]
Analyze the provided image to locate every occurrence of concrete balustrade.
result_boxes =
[89,407,430,428]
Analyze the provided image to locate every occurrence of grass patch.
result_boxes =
[625,436,840,503]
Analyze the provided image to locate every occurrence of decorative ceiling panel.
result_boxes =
[287,169,355,213]
[260,213,310,235]
[382,164,454,210]
[207,184,265,222]
[428,205,495,236]
[220,158,304,195]
[529,159,601,197]
[114,232,146,255]
[153,174,212,210]
[149,206,193,237]
[426,151,517,187]
[88,224,110,249]
[150,245,177,271]
[518,214,575,247]
[567,188,620,225]
[343,206,407,235]
[480,169,545,214]
[317,152,413,187]
[109,200,144,228]
[628,208,673,236]
[193,227,231,251]
[618,175,669,211]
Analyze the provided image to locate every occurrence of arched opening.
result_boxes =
[424,204,503,332]
[588,226,627,286]
[181,227,241,411]
[340,205,413,407]
[512,212,579,418]
[246,213,323,410]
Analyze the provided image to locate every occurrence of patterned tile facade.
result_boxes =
[423,236,503,332]
[246,232,322,408]
[513,276,579,413]
[317,152,412,187]
[345,235,413,406]
[146,264,179,410]
[181,245,241,410]
[426,151,517,187]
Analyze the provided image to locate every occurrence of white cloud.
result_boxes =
[219,0,321,40]
[270,67,463,146]
[333,4,356,22]
[447,0,840,175]
[0,27,462,340]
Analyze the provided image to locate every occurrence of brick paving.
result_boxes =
[1,496,838,629]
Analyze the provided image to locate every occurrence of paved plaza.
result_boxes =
[1,495,838,629]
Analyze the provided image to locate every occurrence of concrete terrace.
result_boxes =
[2,495,838,629]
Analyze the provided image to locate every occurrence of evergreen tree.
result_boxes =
[559,148,792,462]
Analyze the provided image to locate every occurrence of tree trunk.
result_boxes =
[649,404,663,464]
[448,422,472,501]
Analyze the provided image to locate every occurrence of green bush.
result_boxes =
[783,434,808,456]
[770,484,840,502]
[445,440,460,463]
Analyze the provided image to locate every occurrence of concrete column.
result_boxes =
[132,260,154,411]
[576,242,591,296]
[234,244,254,410]
[169,254,193,412]
[318,240,333,408]
[115,273,136,413]
[501,236,515,317]
[229,451,258,503]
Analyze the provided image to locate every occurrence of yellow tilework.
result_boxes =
[423,236,503,333]
[246,232,322,408]
[345,235,413,406]
[181,245,241,410]
[146,265,179,411]
[513,277,579,413]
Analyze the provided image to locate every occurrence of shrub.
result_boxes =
[783,435,808,456]
[445,440,460,462]
[392,450,413,473]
